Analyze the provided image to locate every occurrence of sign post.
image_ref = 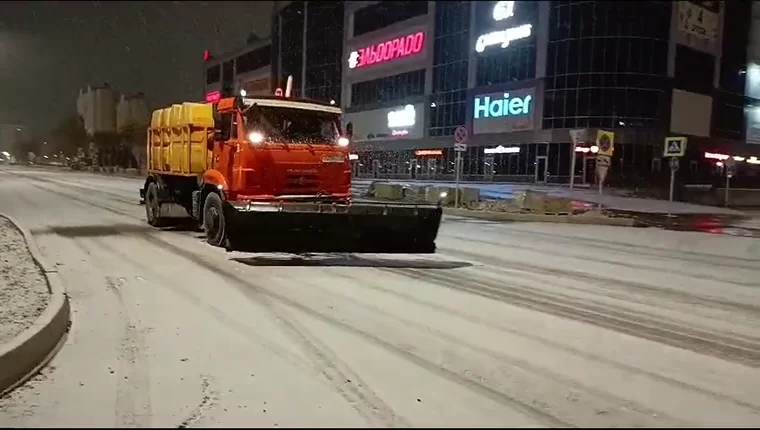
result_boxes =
[725,157,736,207]
[595,130,615,204]
[663,136,687,216]
[453,126,469,208]
[668,158,679,215]
[568,129,587,190]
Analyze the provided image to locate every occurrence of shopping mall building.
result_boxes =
[341,0,760,188]
[204,1,760,188]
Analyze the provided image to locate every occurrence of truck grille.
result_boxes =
[283,173,319,192]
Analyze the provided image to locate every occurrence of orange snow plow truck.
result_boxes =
[139,87,442,254]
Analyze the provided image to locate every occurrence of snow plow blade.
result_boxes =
[223,201,443,254]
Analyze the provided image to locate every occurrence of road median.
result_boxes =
[0,214,70,397]
[443,207,638,227]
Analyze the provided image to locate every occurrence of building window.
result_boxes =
[206,64,221,85]
[674,45,715,96]
[350,69,426,109]
[430,0,470,137]
[353,1,429,38]
[279,1,305,97]
[543,1,671,129]
[712,91,746,140]
[474,0,538,86]
[222,60,234,83]
[719,1,751,95]
[712,0,752,140]
[305,1,344,102]
[236,45,271,75]
[221,60,235,96]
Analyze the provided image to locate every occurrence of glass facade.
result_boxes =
[353,1,429,37]
[278,1,305,97]
[428,0,470,138]
[543,1,671,131]
[305,1,344,103]
[541,1,673,187]
[349,69,426,109]
[474,0,538,86]
[711,0,753,140]
[235,45,271,75]
[221,60,235,97]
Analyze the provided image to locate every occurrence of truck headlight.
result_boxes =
[337,137,349,147]
[248,131,265,144]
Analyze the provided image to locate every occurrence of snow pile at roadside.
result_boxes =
[0,217,49,343]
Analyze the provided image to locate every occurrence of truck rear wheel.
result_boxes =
[145,182,168,227]
[203,192,227,247]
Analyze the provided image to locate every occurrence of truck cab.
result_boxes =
[211,96,352,204]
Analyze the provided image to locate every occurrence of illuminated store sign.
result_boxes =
[348,32,425,69]
[484,145,520,154]
[475,1,532,53]
[704,152,760,164]
[387,104,416,128]
[575,146,599,154]
[205,91,221,103]
[474,93,532,119]
[492,0,515,21]
[415,149,443,156]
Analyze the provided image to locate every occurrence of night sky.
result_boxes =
[0,1,273,133]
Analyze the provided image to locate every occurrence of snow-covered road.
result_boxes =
[1,166,759,427]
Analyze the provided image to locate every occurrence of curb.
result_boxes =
[0,215,70,397]
[442,207,638,227]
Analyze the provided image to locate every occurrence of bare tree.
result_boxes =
[51,114,87,156]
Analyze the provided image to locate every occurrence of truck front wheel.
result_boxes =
[203,192,227,247]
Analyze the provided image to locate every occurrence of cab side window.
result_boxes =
[218,113,232,141]
[230,113,238,139]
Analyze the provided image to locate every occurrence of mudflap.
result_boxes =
[139,188,145,205]
[223,202,443,254]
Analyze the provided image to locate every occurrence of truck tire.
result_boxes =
[145,182,168,227]
[203,192,227,247]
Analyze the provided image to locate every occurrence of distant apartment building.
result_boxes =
[77,84,150,135]
[116,93,150,133]
[77,84,118,135]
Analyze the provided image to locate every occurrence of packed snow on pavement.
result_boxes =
[0,216,49,344]
[0,167,759,428]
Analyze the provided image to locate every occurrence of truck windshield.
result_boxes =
[245,105,340,144]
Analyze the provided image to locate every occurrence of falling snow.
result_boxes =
[0,1,274,130]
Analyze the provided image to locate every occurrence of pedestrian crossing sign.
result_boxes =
[664,137,687,157]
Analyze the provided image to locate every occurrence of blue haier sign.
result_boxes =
[474,92,532,119]
[472,87,535,135]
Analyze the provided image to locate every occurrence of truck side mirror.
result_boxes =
[345,122,353,140]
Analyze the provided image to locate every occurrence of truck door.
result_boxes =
[213,112,238,184]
